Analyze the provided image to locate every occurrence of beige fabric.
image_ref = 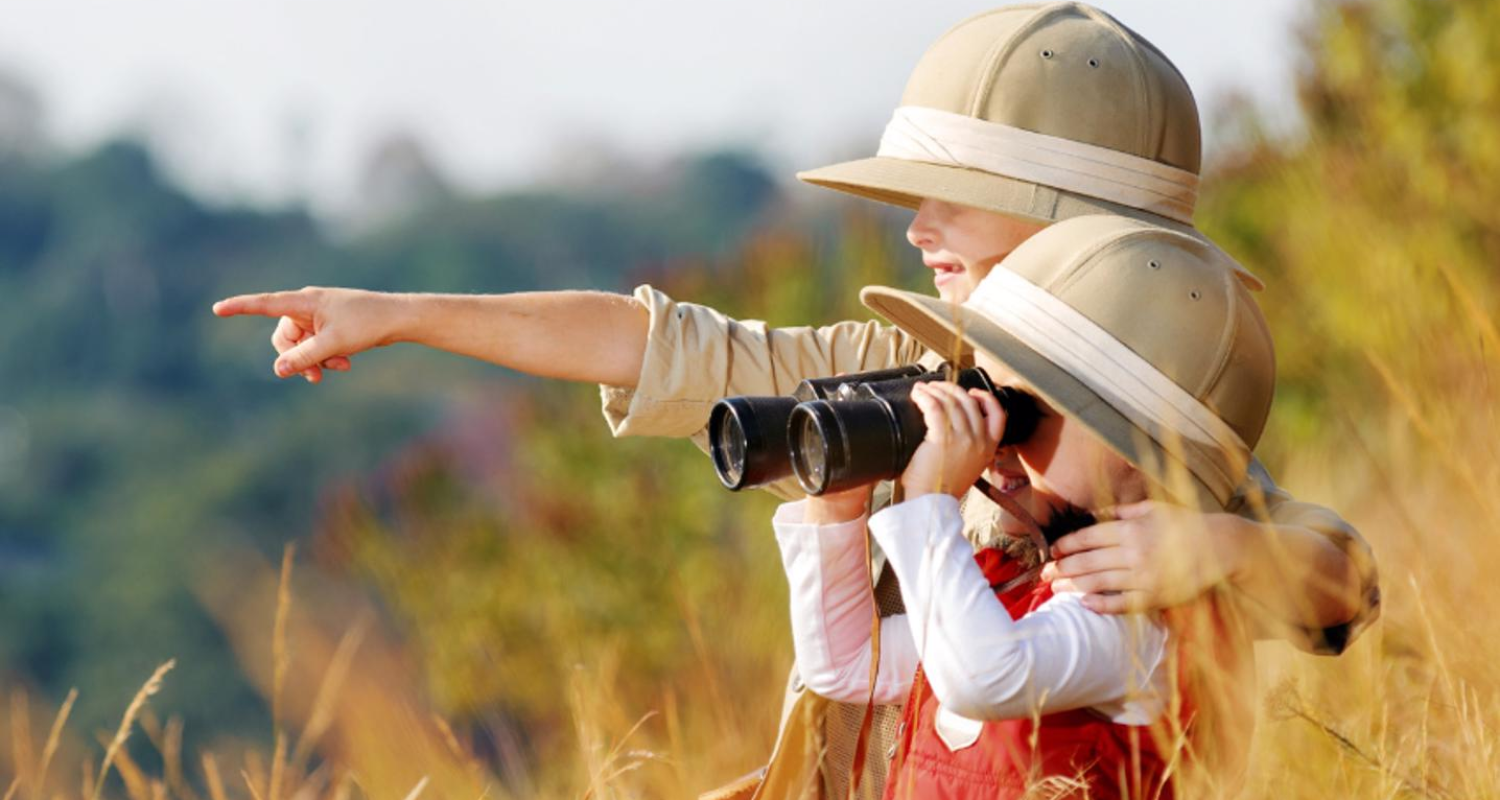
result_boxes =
[968,263,1249,458]
[799,3,1209,232]
[1230,460,1382,652]
[877,106,1199,223]
[602,285,928,501]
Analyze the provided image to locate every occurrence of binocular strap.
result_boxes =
[973,479,1052,562]
[845,513,882,800]
[973,478,1053,594]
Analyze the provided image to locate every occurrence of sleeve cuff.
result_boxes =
[599,284,730,439]
[1305,582,1382,655]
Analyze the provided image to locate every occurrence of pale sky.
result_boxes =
[0,0,1308,214]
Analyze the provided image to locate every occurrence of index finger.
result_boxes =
[1049,519,1124,557]
[911,385,955,433]
[213,291,315,319]
[970,388,1005,444]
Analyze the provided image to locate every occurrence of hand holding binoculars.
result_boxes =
[708,363,1041,496]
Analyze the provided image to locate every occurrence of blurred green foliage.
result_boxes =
[1200,0,1500,461]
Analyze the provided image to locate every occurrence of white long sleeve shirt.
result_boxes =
[773,494,1171,725]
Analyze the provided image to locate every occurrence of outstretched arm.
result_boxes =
[213,288,649,387]
[773,492,920,705]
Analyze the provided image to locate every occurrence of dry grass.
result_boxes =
[90,661,175,800]
[4,377,1495,800]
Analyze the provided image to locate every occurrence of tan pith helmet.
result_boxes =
[862,215,1275,510]
[800,3,1226,251]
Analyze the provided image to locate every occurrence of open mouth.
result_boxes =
[927,261,965,289]
[994,471,1029,494]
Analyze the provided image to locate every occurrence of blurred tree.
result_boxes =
[0,69,45,160]
[0,73,799,765]
[1199,0,1500,460]
[353,130,454,230]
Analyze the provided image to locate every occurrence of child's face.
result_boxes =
[906,199,1048,304]
[974,351,1148,535]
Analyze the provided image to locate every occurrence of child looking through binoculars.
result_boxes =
[772,214,1268,798]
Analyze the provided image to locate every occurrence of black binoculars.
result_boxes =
[708,363,1041,496]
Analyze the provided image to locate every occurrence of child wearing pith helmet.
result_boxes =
[776,214,1269,798]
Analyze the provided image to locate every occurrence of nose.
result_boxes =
[906,199,942,250]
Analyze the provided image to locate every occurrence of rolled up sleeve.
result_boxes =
[1238,459,1381,655]
[601,284,927,439]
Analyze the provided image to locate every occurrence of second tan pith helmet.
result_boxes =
[800,3,1221,243]
[862,215,1275,510]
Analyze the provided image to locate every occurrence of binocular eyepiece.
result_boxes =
[709,364,1041,496]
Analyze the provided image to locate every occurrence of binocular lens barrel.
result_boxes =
[789,395,906,495]
[708,365,925,491]
[709,396,799,490]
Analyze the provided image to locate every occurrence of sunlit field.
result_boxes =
[4,0,1499,797]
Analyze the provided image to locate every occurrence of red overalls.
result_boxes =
[881,548,1252,800]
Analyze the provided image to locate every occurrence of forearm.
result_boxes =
[392,291,649,387]
[1218,515,1364,632]
[773,502,917,704]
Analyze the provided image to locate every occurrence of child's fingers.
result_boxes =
[970,389,1006,444]
[1079,591,1148,615]
[951,385,987,439]
[926,382,984,440]
[911,385,951,442]
[271,316,304,354]
[1049,522,1125,558]
[926,382,978,441]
